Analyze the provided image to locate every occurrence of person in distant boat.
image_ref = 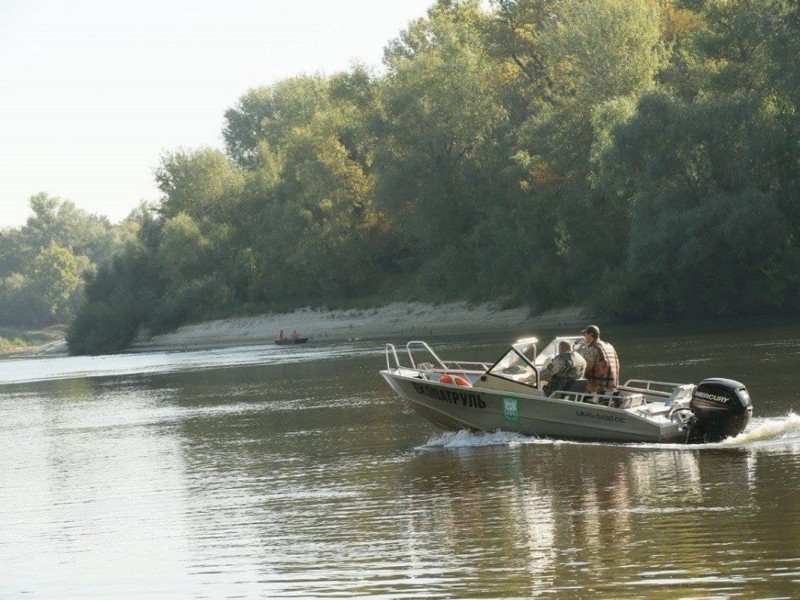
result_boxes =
[579,325,619,396]
[541,340,587,396]
[291,330,299,340]
[277,330,284,340]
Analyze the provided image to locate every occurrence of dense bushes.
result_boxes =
[61,0,799,354]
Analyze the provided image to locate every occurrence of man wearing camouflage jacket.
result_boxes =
[541,340,587,396]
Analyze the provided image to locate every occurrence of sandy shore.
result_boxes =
[130,302,588,352]
[4,302,587,356]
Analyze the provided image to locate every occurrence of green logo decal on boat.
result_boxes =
[502,397,519,422]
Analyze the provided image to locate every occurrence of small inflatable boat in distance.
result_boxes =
[380,337,753,444]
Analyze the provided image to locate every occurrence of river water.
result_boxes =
[1,323,799,598]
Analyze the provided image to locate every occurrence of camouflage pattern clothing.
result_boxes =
[541,350,587,395]
[581,339,619,393]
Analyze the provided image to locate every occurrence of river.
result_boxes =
[1,322,799,598]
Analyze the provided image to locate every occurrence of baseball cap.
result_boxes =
[581,325,600,337]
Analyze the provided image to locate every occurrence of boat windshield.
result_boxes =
[488,345,538,384]
[485,336,585,386]
[534,336,585,367]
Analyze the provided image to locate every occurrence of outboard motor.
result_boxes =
[686,378,753,443]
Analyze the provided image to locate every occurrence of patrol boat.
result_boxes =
[380,337,753,444]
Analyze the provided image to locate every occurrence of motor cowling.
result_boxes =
[686,378,753,443]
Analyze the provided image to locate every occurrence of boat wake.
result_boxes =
[419,412,800,451]
[420,429,540,449]
[721,412,800,446]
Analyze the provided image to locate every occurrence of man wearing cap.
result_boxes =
[580,325,620,396]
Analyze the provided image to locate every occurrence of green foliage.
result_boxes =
[520,0,664,182]
[598,83,800,318]
[619,189,793,319]
[155,148,245,223]
[376,0,510,288]
[66,243,163,355]
[223,77,331,169]
[0,194,131,329]
[30,243,83,320]
[62,0,800,353]
[542,0,664,103]
[0,327,60,354]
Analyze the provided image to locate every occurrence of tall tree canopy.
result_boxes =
[0,194,133,329]
[64,0,800,354]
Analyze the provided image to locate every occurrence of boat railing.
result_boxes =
[384,341,491,378]
[384,341,446,372]
[622,379,683,395]
[621,379,695,405]
[439,360,493,374]
[385,343,402,372]
[553,389,648,410]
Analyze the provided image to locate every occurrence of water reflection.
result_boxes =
[0,386,194,597]
[1,330,799,597]
[0,341,379,385]
[404,435,800,597]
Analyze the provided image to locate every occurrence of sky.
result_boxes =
[0,0,434,229]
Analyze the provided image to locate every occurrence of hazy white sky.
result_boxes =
[0,0,433,228]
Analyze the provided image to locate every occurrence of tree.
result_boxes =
[0,194,130,329]
[21,193,124,264]
[520,0,664,182]
[61,0,800,352]
[502,0,665,303]
[273,117,384,299]
[30,243,83,321]
[602,88,800,318]
[236,69,390,306]
[377,0,509,289]
[223,76,331,169]
[66,242,164,355]
[155,148,245,223]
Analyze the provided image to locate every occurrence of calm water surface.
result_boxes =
[1,323,799,598]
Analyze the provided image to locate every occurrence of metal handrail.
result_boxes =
[385,343,400,371]
[404,341,448,370]
[443,360,492,372]
[384,341,490,378]
[621,379,686,396]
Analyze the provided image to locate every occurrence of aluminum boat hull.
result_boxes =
[381,371,686,444]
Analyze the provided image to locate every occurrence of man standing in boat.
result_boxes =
[580,325,620,395]
[541,341,587,396]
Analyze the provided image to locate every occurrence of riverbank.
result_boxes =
[130,302,588,352]
[3,303,588,356]
[0,326,67,358]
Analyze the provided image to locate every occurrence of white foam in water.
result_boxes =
[722,412,800,445]
[420,429,543,449]
[419,413,800,450]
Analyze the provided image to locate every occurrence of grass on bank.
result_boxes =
[0,326,65,355]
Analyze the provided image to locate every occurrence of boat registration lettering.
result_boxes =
[502,397,519,422]
[576,410,626,424]
[412,382,486,409]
